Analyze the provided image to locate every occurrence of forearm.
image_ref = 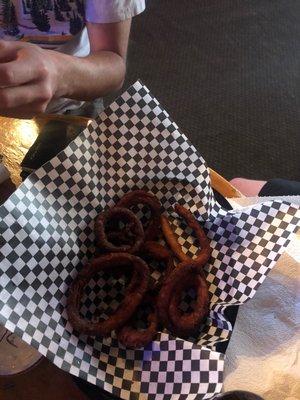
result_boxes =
[53,50,126,101]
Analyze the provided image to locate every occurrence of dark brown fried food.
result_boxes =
[116,190,162,241]
[174,204,212,266]
[73,193,212,347]
[168,268,209,337]
[107,231,134,247]
[94,207,144,254]
[157,261,209,338]
[161,215,191,262]
[161,204,212,268]
[67,253,150,337]
[141,241,174,290]
[115,242,172,349]
[117,293,158,348]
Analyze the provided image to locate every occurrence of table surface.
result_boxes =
[0,115,90,186]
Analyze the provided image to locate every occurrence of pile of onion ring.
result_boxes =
[67,190,212,348]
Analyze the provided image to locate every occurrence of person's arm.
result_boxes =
[0,19,131,119]
[57,20,131,100]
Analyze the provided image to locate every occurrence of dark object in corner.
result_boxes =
[20,120,83,181]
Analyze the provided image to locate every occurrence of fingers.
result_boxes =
[0,83,37,108]
[0,41,43,87]
[0,40,23,63]
[0,59,39,87]
[0,83,51,118]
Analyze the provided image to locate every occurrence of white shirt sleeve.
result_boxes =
[85,0,146,23]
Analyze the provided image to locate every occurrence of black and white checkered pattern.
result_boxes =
[0,81,299,399]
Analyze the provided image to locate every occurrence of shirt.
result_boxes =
[0,0,145,113]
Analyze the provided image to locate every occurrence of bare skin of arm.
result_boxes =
[0,19,131,118]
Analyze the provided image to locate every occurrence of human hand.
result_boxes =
[0,40,61,118]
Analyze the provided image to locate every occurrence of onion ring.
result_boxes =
[67,253,150,337]
[107,231,134,247]
[94,207,144,254]
[157,261,209,338]
[116,190,162,241]
[161,204,212,268]
[141,241,174,290]
[161,215,190,262]
[168,268,209,337]
[117,293,158,348]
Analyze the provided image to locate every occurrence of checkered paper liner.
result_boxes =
[0,81,299,400]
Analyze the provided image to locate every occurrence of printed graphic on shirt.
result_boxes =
[0,0,85,47]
